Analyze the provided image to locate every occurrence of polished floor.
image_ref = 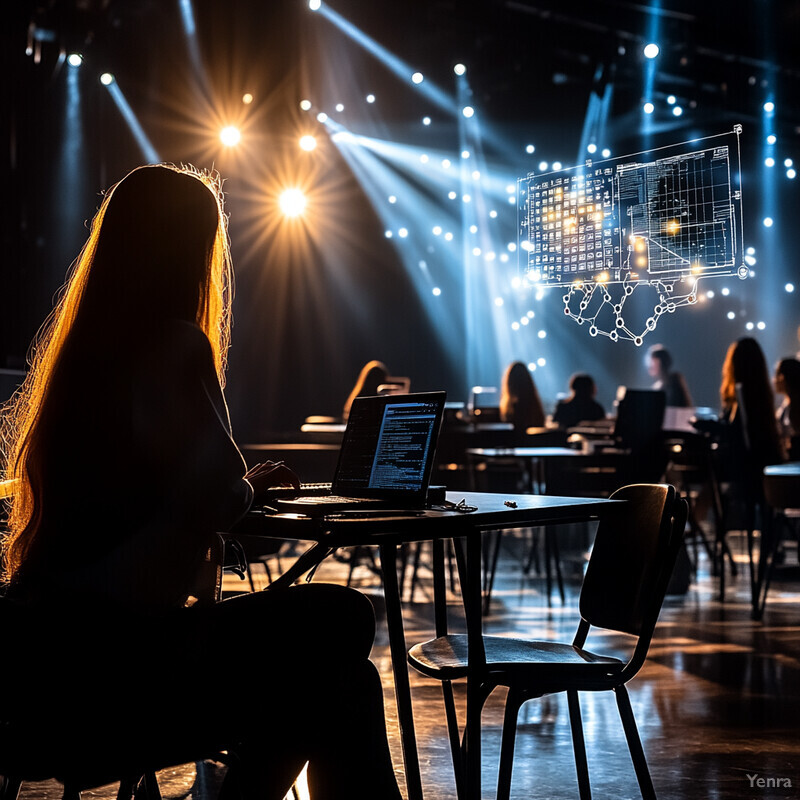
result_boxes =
[16,527,800,800]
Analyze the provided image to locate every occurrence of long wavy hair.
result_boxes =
[500,361,545,430]
[0,164,233,583]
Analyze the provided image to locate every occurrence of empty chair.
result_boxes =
[407,483,687,800]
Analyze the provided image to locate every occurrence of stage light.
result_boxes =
[444,232,453,241]
[300,99,312,111]
[448,191,457,199]
[471,170,480,180]
[786,283,795,293]
[398,228,409,238]
[707,290,715,299]
[784,158,793,167]
[537,357,546,367]
[601,148,611,157]
[507,196,515,204]
[316,112,328,122]
[335,103,344,112]
[722,287,730,296]
[485,252,496,261]
[489,210,497,218]
[500,253,509,263]
[422,116,431,126]
[461,150,470,159]
[100,73,114,85]
[469,224,478,233]
[520,316,529,325]
[538,330,546,339]
[763,217,774,227]
[643,102,655,114]
[220,126,241,146]
[511,322,520,331]
[472,247,481,256]
[538,161,548,171]
[384,230,393,238]
[454,63,466,75]
[420,154,429,164]
[643,43,660,59]
[388,195,397,204]
[411,72,423,84]
[366,94,375,103]
[527,311,535,318]
[67,53,83,67]
[788,169,797,179]
[432,226,442,235]
[279,188,306,217]
[432,287,441,296]
[672,106,683,116]
[552,161,562,170]
[462,194,471,203]
[764,101,775,113]
[746,246,755,255]
[309,0,321,10]
[765,157,775,167]
[242,93,253,104]
[667,95,676,104]
[587,143,597,154]
[766,134,776,144]
[507,242,517,252]
[727,311,736,319]
[299,135,317,151]
[494,297,504,306]
[757,321,766,330]
[526,144,535,154]
[462,106,474,118]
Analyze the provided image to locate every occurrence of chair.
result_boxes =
[407,483,688,800]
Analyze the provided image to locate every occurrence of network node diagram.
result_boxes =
[517,127,745,344]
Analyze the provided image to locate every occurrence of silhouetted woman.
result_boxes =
[552,373,606,429]
[0,165,402,800]
[342,359,389,420]
[499,360,545,433]
[774,357,800,460]
[646,344,692,407]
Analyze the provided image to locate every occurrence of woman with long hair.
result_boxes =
[342,359,389,420]
[499,360,545,433]
[774,357,800,460]
[0,164,402,799]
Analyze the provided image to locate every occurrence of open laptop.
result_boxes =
[277,391,447,516]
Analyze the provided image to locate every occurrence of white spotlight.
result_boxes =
[388,195,397,204]
[643,102,655,114]
[765,157,775,167]
[441,159,451,168]
[454,63,466,75]
[764,101,775,113]
[316,112,327,122]
[763,217,774,227]
[672,106,683,116]
[461,149,470,159]
[432,287,442,296]
[366,94,375,103]
[757,321,766,330]
[587,143,597,154]
[643,43,660,59]
[783,158,793,167]
[448,191,457,200]
[526,144,535,154]
[462,106,474,118]
[552,162,562,170]
[766,134,777,144]
[422,116,431,126]
[601,148,611,158]
[300,99,312,111]
[335,103,344,112]
[538,161,548,171]
[788,169,797,179]
[299,135,317,151]
[220,126,241,146]
[67,53,83,67]
[786,283,795,293]
[308,0,321,10]
[100,72,114,85]
[537,357,546,367]
[727,311,736,320]
[667,95,676,104]
[279,188,306,217]
[398,228,409,238]
[411,72,424,84]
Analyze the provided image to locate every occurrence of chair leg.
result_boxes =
[442,680,464,800]
[61,784,81,800]
[615,685,656,800]
[496,688,523,800]
[567,690,591,800]
[0,776,22,800]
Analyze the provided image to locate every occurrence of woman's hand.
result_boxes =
[245,461,301,495]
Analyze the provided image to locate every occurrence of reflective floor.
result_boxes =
[16,528,800,799]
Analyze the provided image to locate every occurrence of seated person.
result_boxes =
[499,360,545,433]
[774,357,800,461]
[646,344,692,407]
[552,373,606,429]
[343,359,389,420]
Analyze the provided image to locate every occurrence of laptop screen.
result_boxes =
[332,391,446,501]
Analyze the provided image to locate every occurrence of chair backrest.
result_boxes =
[579,484,686,648]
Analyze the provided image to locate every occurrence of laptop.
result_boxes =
[277,391,447,516]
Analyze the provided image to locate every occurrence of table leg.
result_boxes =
[379,542,424,800]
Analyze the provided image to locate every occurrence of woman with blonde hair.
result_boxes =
[0,164,402,799]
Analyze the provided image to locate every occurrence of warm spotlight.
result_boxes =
[242,93,254,104]
[279,188,307,217]
[67,53,83,67]
[643,43,660,59]
[100,72,114,85]
[299,135,317,151]
[300,99,312,111]
[220,126,241,146]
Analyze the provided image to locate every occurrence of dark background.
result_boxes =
[3,0,800,439]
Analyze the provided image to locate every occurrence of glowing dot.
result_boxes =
[538,330,546,339]
[511,322,520,331]
[388,195,397,204]
[444,232,454,241]
[527,310,535,319]
[299,135,317,151]
[67,53,83,67]
[786,283,795,292]
[587,143,597,154]
[242,93,254,104]
[442,159,451,168]
[454,63,466,75]
[472,247,481,256]
[784,158,793,167]
[526,144,536,154]
[667,95,676,105]
[300,99,312,111]
[100,73,114,85]
[643,43,660,59]
[538,161,548,171]
[316,112,328,123]
[489,210,498,218]
[462,106,475,118]
[765,157,775,167]
[601,148,611,158]
[422,116,431,126]
[511,276,522,289]
[537,357,546,367]
[643,102,655,114]
[706,290,715,299]
[335,103,344,112]
[220,126,241,146]
[448,191,457,200]
[745,254,756,266]
[461,150,470,159]
[746,322,754,330]
[766,134,777,144]
[471,170,480,180]
[788,169,797,179]
[721,287,730,296]
[508,242,517,252]
[495,297,504,306]
[763,217,774,227]
[500,253,509,262]
[508,196,515,204]
[279,188,306,217]
[366,94,375,103]
[727,311,736,320]
[528,362,537,371]
[757,321,766,330]
[433,226,442,235]
[469,224,478,234]
[432,287,441,296]
[521,316,529,326]
[746,247,756,255]
[552,162,562,170]
[486,252,496,261]
[420,154,429,163]
[672,106,683,117]
[309,0,321,9]
[764,101,775,113]
[398,228,408,238]
[506,184,515,194]
[385,230,393,238]
[462,194,471,203]
[411,72,424,84]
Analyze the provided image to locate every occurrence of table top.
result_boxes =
[764,462,800,477]
[238,490,622,546]
[467,446,581,458]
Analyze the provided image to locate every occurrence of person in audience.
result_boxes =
[646,344,692,406]
[499,360,545,433]
[342,359,389,420]
[774,357,800,461]
[0,164,402,800]
[552,373,606,429]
